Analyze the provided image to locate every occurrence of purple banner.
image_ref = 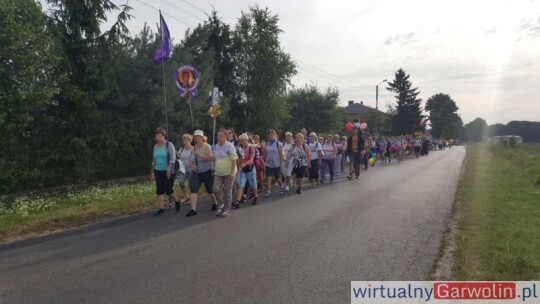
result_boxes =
[175,65,199,98]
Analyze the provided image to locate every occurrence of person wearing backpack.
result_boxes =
[321,135,337,183]
[262,129,285,197]
[186,130,218,217]
[289,133,311,194]
[212,129,238,217]
[234,133,259,206]
[149,127,181,216]
[308,132,323,188]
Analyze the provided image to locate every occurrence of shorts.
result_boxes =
[190,170,214,194]
[292,166,307,179]
[349,151,362,165]
[237,167,257,189]
[265,166,281,180]
[178,171,192,190]
[154,170,174,196]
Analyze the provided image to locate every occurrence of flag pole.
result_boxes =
[188,95,194,134]
[160,10,169,139]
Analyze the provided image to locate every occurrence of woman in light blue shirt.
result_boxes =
[150,127,180,216]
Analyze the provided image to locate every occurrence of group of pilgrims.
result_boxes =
[150,126,456,217]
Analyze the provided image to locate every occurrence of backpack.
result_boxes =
[164,141,181,173]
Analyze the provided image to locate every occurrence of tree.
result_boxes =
[386,68,423,135]
[425,93,463,139]
[232,6,296,135]
[0,0,62,192]
[285,85,344,134]
[43,0,132,184]
[464,117,488,142]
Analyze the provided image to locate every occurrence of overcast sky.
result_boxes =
[102,0,540,124]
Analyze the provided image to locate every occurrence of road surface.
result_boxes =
[0,147,465,303]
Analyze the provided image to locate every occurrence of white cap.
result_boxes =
[194,130,204,137]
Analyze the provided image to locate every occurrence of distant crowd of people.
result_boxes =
[150,126,456,218]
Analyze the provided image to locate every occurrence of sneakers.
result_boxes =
[241,194,247,204]
[175,202,181,212]
[285,185,290,192]
[232,201,241,209]
[280,186,285,194]
[347,175,353,180]
[296,188,302,194]
[264,192,271,198]
[186,209,197,217]
[153,208,164,216]
[211,204,217,211]
[251,197,258,205]
[355,173,359,179]
[220,210,230,217]
[216,204,225,217]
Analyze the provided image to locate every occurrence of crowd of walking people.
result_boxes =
[150,126,456,218]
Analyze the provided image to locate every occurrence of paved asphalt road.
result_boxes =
[0,147,465,304]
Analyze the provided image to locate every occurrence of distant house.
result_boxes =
[343,100,390,134]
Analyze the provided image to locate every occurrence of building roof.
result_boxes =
[344,102,385,115]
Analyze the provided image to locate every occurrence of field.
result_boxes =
[451,143,540,280]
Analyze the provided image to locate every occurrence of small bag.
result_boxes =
[177,159,186,175]
[242,146,254,173]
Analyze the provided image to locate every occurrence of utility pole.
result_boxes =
[375,79,387,135]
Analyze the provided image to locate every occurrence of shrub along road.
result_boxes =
[0,147,465,303]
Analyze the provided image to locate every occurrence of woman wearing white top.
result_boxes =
[177,134,193,204]
[320,135,337,183]
[282,132,295,191]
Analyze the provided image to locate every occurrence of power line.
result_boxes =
[155,0,206,22]
[296,66,370,90]
[179,0,210,17]
[133,0,195,28]
[294,57,373,88]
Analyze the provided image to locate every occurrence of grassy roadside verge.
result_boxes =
[0,181,160,242]
[436,143,540,280]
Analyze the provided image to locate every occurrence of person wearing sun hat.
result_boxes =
[186,130,217,217]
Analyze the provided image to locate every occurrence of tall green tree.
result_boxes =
[0,0,62,192]
[464,117,488,142]
[425,93,463,139]
[44,0,132,184]
[386,68,423,135]
[285,85,344,134]
[232,6,296,135]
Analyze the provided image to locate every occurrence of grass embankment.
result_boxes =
[0,182,159,242]
[453,143,540,280]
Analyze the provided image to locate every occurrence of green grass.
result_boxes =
[453,143,540,280]
[0,182,159,242]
